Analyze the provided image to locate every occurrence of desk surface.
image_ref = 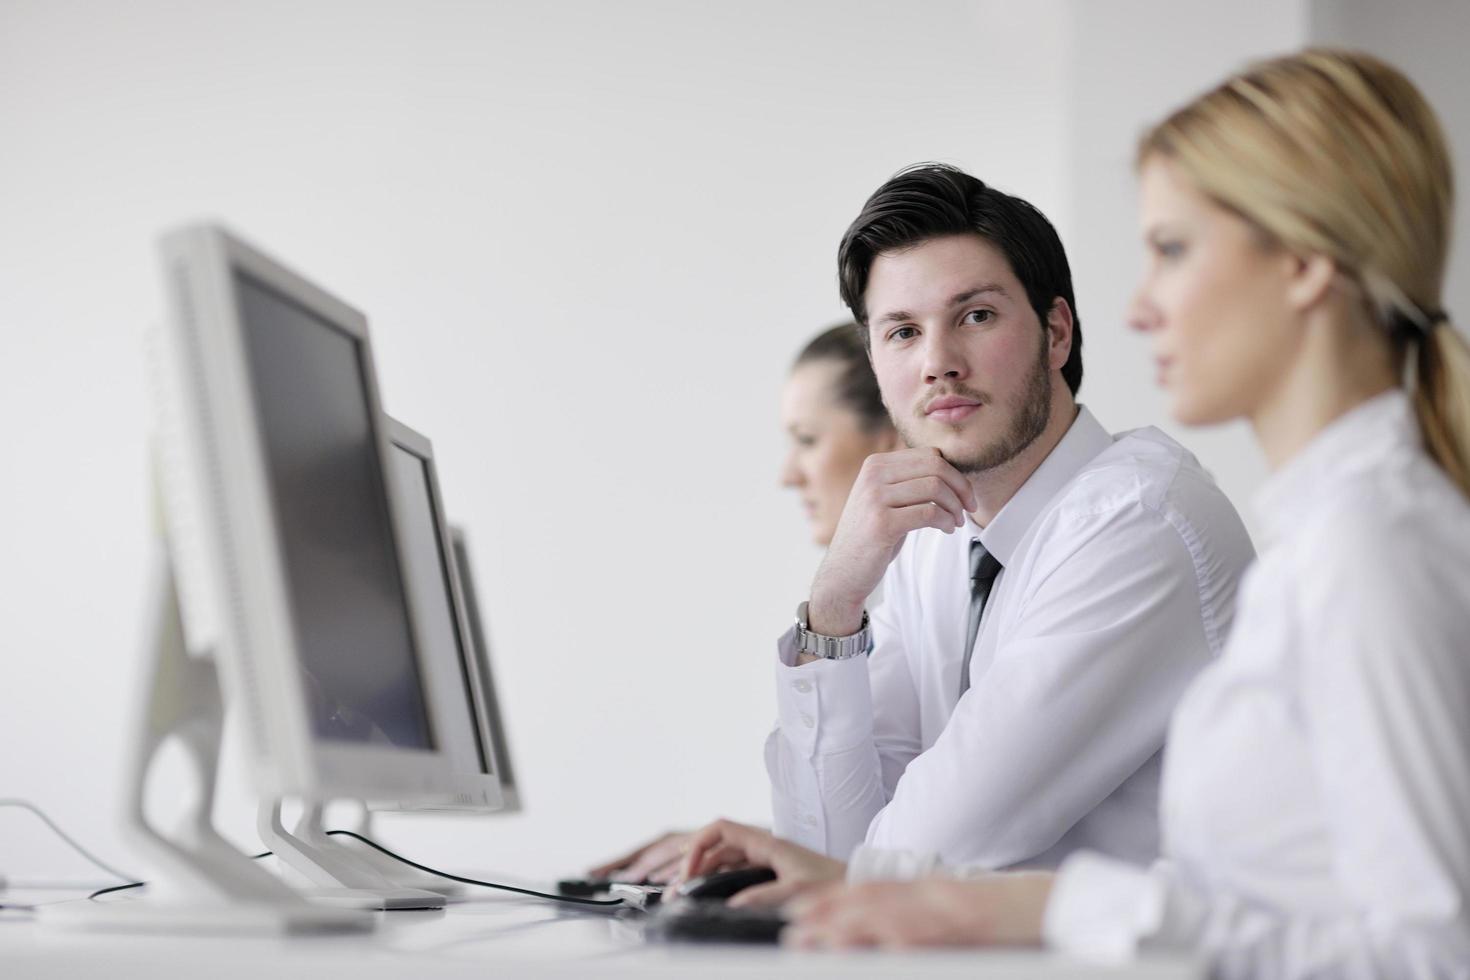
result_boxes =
[4,887,1198,979]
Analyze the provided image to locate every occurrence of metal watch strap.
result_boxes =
[794,600,873,660]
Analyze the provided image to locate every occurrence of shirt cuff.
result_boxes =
[1042,851,1166,965]
[774,624,874,757]
[846,844,942,883]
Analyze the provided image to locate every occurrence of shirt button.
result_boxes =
[793,680,813,694]
[801,713,814,729]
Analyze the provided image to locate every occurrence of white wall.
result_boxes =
[0,0,1072,881]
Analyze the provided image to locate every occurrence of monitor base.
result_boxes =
[297,886,446,911]
[83,553,370,936]
[260,800,447,910]
[338,812,467,900]
[40,896,369,935]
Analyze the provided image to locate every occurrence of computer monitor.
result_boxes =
[378,418,506,812]
[155,223,457,803]
[48,224,498,933]
[450,527,522,813]
[142,224,534,913]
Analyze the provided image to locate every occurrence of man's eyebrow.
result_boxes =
[872,284,1009,327]
[874,308,916,326]
[948,284,1007,306]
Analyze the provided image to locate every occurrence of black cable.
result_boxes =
[0,799,136,884]
[87,851,273,901]
[86,839,621,910]
[323,830,624,908]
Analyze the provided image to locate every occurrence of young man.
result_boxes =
[765,164,1254,871]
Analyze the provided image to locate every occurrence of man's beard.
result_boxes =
[896,333,1053,475]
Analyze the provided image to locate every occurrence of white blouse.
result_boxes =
[1040,390,1470,977]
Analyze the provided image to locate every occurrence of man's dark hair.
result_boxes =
[793,323,890,434]
[837,163,1083,395]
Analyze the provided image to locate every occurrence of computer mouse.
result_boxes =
[677,866,777,902]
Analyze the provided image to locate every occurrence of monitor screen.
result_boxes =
[389,442,490,776]
[236,273,434,751]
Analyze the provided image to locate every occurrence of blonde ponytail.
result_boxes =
[1414,321,1470,496]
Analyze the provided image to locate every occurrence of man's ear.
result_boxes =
[1045,297,1075,372]
[1284,252,1337,315]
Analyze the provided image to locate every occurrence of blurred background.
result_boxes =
[2,0,1466,883]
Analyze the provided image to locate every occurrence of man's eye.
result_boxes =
[1154,240,1186,259]
[963,309,993,324]
[795,435,817,448]
[889,325,919,342]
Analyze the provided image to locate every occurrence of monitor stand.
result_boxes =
[336,808,467,900]
[259,800,446,910]
[41,553,370,935]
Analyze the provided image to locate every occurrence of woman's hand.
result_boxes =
[679,818,846,907]
[786,872,1054,948]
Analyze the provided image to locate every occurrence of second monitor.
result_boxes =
[382,418,519,813]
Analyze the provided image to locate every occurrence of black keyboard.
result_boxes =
[645,900,788,944]
[557,877,639,897]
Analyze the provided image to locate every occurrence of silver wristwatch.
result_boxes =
[794,601,873,660]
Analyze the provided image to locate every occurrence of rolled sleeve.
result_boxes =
[1044,851,1170,964]
[846,844,943,883]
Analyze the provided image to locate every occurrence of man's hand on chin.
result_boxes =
[808,447,976,636]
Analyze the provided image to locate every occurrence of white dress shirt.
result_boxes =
[1037,390,1470,977]
[767,406,1256,868]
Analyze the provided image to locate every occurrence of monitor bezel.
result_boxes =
[158,223,457,801]
[449,527,523,813]
[380,417,504,811]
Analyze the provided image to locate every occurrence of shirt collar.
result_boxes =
[1253,388,1419,545]
[969,405,1113,566]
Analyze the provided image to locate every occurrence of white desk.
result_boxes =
[4,888,1199,979]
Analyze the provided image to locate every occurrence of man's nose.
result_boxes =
[922,329,969,383]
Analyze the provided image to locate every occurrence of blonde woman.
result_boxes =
[680,49,1470,976]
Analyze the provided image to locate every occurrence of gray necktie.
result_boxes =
[960,539,1003,697]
